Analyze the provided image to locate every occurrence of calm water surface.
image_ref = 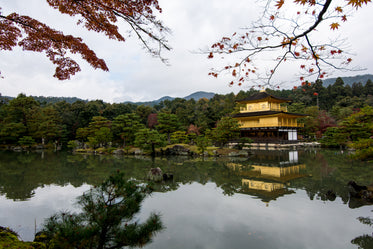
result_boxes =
[0,149,373,249]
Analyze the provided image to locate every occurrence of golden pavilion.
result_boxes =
[233,90,306,143]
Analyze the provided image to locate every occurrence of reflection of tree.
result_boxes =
[16,153,38,164]
[351,216,373,249]
[0,151,245,200]
[1,150,373,208]
[289,150,373,207]
[0,151,88,200]
[151,157,244,195]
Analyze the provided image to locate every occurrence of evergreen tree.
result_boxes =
[211,116,240,147]
[53,101,76,142]
[196,135,211,154]
[352,82,364,97]
[364,79,373,96]
[76,116,112,146]
[18,136,35,148]
[321,106,373,154]
[112,114,144,147]
[2,93,39,128]
[344,84,353,97]
[134,128,166,155]
[71,100,94,129]
[156,112,181,143]
[326,77,346,108]
[90,127,113,148]
[136,105,155,126]
[28,106,63,144]
[0,122,26,144]
[170,131,188,144]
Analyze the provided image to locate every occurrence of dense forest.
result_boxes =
[0,77,372,159]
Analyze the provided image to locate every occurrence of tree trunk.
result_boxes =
[151,143,155,157]
[97,225,108,249]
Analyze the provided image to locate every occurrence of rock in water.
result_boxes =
[147,167,163,182]
[163,173,174,181]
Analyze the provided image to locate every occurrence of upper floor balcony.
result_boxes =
[240,106,288,113]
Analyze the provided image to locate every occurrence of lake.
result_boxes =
[0,149,373,248]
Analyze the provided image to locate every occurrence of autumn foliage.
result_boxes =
[207,0,371,88]
[0,0,170,80]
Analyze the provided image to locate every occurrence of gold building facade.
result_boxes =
[233,91,306,143]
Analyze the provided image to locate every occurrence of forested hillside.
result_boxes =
[1,77,372,159]
[0,94,86,105]
[322,74,373,87]
[123,91,216,106]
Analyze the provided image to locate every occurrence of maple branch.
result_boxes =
[268,50,291,86]
[1,0,172,80]
[305,34,321,72]
[206,0,368,88]
[0,13,108,80]
[69,0,125,41]
[113,11,171,62]
[48,0,171,61]
[290,0,332,43]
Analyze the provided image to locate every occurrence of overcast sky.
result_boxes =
[1,0,373,103]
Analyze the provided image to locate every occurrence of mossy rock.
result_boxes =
[75,148,94,153]
[96,147,107,154]
[0,226,46,249]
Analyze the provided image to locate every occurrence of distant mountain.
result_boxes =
[157,96,174,102]
[127,96,173,107]
[0,95,86,104]
[0,95,13,102]
[1,91,215,106]
[184,91,215,100]
[33,96,87,104]
[124,91,216,106]
[322,74,373,87]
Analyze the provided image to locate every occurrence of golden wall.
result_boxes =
[237,116,301,128]
[240,101,287,113]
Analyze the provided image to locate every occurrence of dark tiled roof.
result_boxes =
[237,92,291,102]
[233,111,307,118]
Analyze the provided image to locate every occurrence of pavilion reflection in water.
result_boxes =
[227,150,307,204]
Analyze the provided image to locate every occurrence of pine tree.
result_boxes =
[37,171,163,249]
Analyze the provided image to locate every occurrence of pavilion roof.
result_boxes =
[233,110,307,118]
[237,91,291,103]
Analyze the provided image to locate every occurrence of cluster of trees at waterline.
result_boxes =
[0,93,244,155]
[0,77,373,159]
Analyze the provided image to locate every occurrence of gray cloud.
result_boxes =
[1,0,372,102]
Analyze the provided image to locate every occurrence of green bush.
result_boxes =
[235,137,253,150]
[18,136,35,147]
[349,138,373,161]
[67,140,79,150]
